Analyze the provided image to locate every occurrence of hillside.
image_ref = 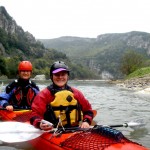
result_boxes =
[40,32,150,58]
[0,6,96,79]
[40,32,150,78]
[1,6,150,79]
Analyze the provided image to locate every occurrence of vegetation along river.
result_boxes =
[0,80,149,149]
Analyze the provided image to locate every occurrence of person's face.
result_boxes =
[52,71,69,88]
[18,71,32,80]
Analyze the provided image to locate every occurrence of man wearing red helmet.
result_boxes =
[30,61,93,130]
[18,61,33,80]
[0,61,39,111]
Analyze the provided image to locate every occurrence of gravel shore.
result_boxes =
[109,75,150,93]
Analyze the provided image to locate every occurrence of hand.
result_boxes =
[40,120,53,131]
[80,121,90,128]
[6,105,13,111]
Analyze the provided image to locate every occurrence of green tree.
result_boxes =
[120,50,144,75]
[6,57,21,78]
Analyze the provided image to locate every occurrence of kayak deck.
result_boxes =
[29,128,148,150]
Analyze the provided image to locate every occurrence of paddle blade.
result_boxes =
[127,119,146,130]
[0,122,43,143]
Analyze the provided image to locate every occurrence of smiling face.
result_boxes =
[52,71,69,88]
[18,70,32,80]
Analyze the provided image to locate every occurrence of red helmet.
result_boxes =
[18,61,32,71]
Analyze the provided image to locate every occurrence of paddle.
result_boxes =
[0,119,145,143]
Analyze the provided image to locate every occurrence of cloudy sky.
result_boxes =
[1,0,150,39]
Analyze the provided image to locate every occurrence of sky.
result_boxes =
[1,0,150,39]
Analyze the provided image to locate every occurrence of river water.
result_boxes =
[0,80,150,149]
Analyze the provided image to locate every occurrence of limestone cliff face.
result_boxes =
[0,6,45,59]
[0,6,36,44]
[97,32,150,55]
[0,6,17,34]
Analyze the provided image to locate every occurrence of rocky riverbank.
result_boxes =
[110,75,150,93]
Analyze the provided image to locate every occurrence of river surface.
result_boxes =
[0,80,150,149]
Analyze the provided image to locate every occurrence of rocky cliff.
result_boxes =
[0,6,36,44]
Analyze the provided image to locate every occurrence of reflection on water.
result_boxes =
[0,80,150,149]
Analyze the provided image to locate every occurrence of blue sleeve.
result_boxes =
[0,91,12,107]
[33,88,40,94]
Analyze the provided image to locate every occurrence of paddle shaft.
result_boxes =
[0,107,31,111]
[49,123,129,133]
[109,123,128,128]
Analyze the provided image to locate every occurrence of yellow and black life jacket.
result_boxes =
[44,89,82,127]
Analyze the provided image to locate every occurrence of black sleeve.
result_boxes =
[31,81,40,91]
[5,81,17,93]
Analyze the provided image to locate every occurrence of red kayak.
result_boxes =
[0,109,148,150]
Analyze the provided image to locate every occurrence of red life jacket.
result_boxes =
[6,79,39,108]
[13,86,36,107]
